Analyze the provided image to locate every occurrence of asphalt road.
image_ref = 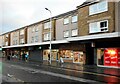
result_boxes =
[2,60,120,83]
[2,62,95,83]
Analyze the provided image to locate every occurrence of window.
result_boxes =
[35,27,39,32]
[6,34,8,38]
[72,15,78,23]
[71,29,78,36]
[100,20,108,31]
[89,0,108,15]
[64,18,69,24]
[44,33,50,41]
[44,22,51,29]
[32,28,35,32]
[31,37,34,43]
[20,39,24,44]
[35,36,38,42]
[20,30,24,35]
[64,31,69,38]
[89,20,108,33]
[5,41,8,46]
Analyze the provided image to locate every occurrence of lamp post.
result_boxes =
[45,8,52,64]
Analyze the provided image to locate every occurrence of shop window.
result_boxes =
[73,52,84,64]
[97,48,104,65]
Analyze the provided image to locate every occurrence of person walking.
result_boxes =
[48,53,50,62]
[25,53,29,62]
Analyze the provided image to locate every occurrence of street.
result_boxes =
[2,61,97,83]
[1,59,120,83]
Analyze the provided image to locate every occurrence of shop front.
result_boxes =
[95,38,120,68]
[97,48,120,68]
[59,50,84,64]
[43,49,59,61]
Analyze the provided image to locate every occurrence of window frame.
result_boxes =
[72,15,78,23]
[89,0,108,15]
[44,22,51,29]
[63,17,69,25]
[63,30,69,38]
[71,29,78,37]
[89,20,108,33]
[44,33,50,41]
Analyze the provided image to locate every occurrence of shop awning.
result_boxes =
[67,32,120,42]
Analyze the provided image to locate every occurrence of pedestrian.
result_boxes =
[59,56,64,64]
[48,53,50,61]
[7,53,11,60]
[25,53,29,62]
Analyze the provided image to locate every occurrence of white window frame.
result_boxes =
[89,20,108,33]
[5,41,8,46]
[20,39,24,44]
[20,30,24,35]
[44,22,51,29]
[89,0,108,15]
[72,15,78,23]
[63,30,69,38]
[64,17,69,25]
[35,36,38,42]
[71,29,78,36]
[44,33,50,41]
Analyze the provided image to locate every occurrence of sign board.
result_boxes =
[104,48,120,67]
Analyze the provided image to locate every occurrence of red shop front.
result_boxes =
[104,48,120,67]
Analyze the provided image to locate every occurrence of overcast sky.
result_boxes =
[0,0,86,34]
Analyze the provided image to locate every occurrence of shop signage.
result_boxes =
[104,48,120,67]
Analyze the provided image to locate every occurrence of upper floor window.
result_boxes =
[63,30,69,38]
[20,39,24,44]
[32,28,35,32]
[44,22,51,29]
[64,17,69,24]
[6,34,8,38]
[44,33,50,41]
[72,15,78,23]
[89,0,108,15]
[35,36,38,42]
[71,29,78,36]
[20,30,24,35]
[5,41,8,46]
[35,27,39,32]
[89,20,108,33]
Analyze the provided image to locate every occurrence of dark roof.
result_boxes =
[77,0,99,8]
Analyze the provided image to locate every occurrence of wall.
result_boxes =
[56,15,78,40]
[78,1,115,36]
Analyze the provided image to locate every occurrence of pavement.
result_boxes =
[2,58,120,83]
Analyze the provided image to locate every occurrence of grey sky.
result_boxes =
[0,0,86,34]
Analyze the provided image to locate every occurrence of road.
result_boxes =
[1,60,120,83]
[2,62,98,83]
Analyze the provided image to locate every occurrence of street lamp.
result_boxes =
[45,8,52,64]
